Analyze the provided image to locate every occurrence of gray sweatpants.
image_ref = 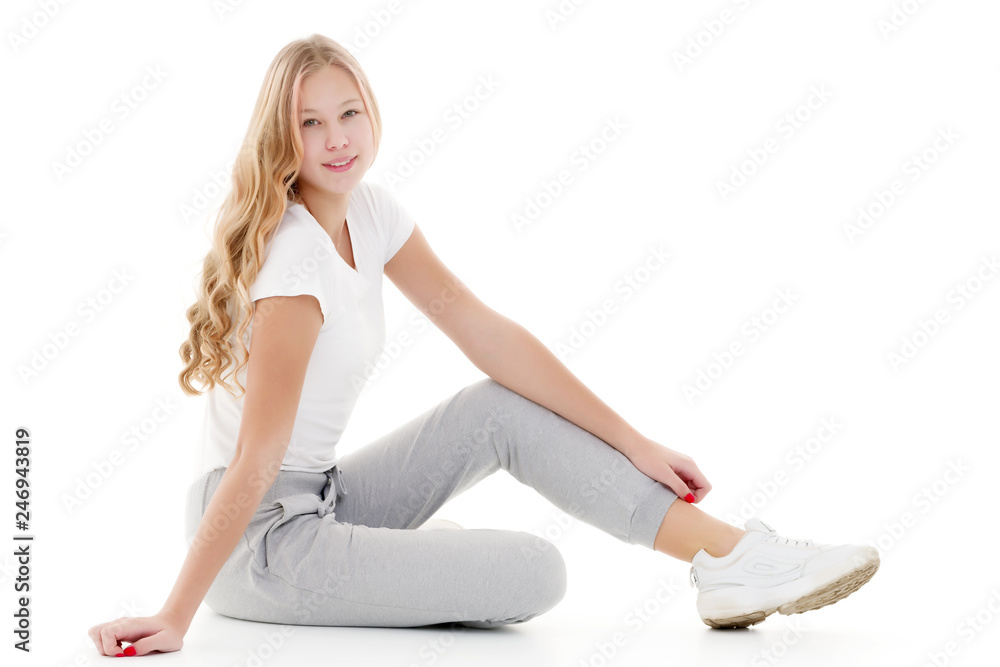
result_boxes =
[184,377,679,629]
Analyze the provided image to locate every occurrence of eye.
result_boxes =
[303,118,318,127]
[343,109,359,118]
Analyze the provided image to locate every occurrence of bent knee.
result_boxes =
[460,531,567,628]
[513,531,568,613]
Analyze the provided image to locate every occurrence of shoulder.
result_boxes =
[350,181,407,239]
[249,203,336,307]
[268,202,323,247]
[354,180,401,215]
[273,201,311,237]
[257,203,330,270]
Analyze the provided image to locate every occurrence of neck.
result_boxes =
[298,185,351,243]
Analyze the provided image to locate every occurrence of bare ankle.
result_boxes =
[706,527,746,558]
[652,500,749,562]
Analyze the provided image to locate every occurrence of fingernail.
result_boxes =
[115,653,125,657]
[123,646,136,656]
[684,493,695,503]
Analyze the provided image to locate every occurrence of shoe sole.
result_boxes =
[700,549,880,629]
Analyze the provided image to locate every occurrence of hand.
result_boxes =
[88,611,185,657]
[625,436,712,503]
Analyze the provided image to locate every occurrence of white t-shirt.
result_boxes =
[193,180,416,480]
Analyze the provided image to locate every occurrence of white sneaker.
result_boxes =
[417,518,465,531]
[689,517,879,629]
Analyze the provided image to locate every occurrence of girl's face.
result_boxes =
[296,65,374,198]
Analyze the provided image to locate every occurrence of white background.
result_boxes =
[3,0,999,665]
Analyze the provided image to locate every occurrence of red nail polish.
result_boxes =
[123,646,136,656]
[684,493,695,503]
[116,653,125,657]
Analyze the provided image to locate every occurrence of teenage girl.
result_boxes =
[88,33,879,657]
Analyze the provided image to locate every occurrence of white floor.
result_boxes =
[60,485,1000,666]
[8,1,1000,665]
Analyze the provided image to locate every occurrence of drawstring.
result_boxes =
[318,465,346,519]
[335,464,347,497]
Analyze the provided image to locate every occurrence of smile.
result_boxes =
[323,156,356,172]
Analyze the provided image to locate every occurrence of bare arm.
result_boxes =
[158,458,277,633]
[385,224,644,455]
[385,222,710,503]
[89,293,323,656]
[159,293,323,630]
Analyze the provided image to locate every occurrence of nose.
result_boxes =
[326,126,349,151]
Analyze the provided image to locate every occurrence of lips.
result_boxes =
[324,156,356,167]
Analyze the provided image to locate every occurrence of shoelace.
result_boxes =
[764,533,815,548]
[689,527,817,589]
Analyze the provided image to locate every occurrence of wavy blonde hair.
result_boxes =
[178,34,382,398]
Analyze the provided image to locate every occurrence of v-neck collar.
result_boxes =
[289,198,364,281]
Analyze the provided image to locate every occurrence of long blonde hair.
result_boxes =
[178,34,382,398]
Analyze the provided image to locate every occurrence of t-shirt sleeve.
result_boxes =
[249,222,334,326]
[370,183,417,265]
